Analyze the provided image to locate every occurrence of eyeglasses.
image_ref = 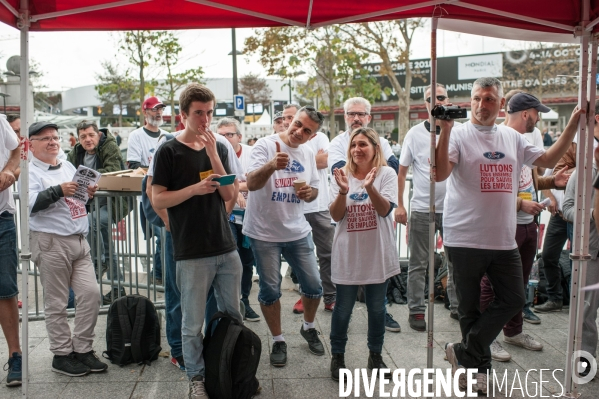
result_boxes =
[346,112,369,118]
[31,136,60,143]
[220,133,239,138]
[146,106,165,112]
[425,95,448,103]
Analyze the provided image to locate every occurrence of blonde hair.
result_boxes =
[345,127,387,175]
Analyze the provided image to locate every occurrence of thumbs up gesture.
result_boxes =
[271,141,289,170]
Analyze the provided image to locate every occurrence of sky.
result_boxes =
[0,22,537,92]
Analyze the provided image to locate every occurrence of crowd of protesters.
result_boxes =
[1,76,598,398]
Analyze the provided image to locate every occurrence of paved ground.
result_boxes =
[1,274,598,399]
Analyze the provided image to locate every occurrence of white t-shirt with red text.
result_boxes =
[329,166,400,285]
[242,135,319,242]
[443,121,545,250]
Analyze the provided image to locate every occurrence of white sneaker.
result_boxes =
[476,372,488,395]
[189,376,210,398]
[490,340,511,362]
[445,343,467,390]
[504,333,543,351]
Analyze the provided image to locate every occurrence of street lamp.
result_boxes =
[277,70,305,103]
[228,28,243,97]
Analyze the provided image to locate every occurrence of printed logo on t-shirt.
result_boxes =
[349,192,369,201]
[346,203,378,232]
[480,163,513,193]
[284,160,305,173]
[517,165,536,201]
[483,151,506,160]
[65,197,87,219]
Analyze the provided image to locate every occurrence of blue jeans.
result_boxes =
[229,222,255,305]
[163,230,182,358]
[87,205,122,282]
[0,212,18,299]
[330,282,387,354]
[176,251,242,380]
[249,235,322,306]
[139,204,162,280]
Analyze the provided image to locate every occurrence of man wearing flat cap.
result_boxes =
[127,96,169,286]
[435,77,584,394]
[23,121,107,377]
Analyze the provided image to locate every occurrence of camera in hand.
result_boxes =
[430,105,467,120]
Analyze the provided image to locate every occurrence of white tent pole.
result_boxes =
[18,1,30,397]
[564,0,593,395]
[427,16,438,369]
[30,0,150,22]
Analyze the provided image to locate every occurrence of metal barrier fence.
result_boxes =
[13,190,165,321]
[11,176,432,321]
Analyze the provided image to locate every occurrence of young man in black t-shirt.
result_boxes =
[152,84,242,399]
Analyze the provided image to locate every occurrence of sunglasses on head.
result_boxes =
[304,106,325,122]
[425,95,448,103]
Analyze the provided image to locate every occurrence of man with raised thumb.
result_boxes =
[243,106,324,368]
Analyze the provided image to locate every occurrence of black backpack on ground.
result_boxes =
[103,295,162,366]
[203,312,261,399]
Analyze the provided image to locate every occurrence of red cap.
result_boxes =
[143,96,165,110]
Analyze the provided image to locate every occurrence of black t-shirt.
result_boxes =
[152,139,236,260]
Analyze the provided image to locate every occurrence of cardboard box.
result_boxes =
[98,169,145,192]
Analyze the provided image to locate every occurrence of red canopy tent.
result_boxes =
[1,1,597,397]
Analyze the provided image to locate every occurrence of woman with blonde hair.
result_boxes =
[328,127,400,380]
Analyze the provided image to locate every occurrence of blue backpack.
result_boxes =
[141,133,174,228]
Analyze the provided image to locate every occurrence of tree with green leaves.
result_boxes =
[239,73,272,122]
[120,30,167,125]
[155,32,205,131]
[244,25,383,136]
[95,61,136,127]
[338,19,423,141]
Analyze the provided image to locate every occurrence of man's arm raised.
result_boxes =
[247,141,288,191]
[434,120,455,182]
[534,106,586,168]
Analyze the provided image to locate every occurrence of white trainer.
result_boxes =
[504,333,543,351]
[491,340,512,362]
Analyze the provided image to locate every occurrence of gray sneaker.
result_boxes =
[189,375,209,398]
[534,300,563,313]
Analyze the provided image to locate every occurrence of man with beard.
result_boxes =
[481,92,570,362]
[435,77,583,394]
[329,97,398,174]
[127,96,168,286]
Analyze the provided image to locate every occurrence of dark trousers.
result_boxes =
[446,246,525,373]
[229,222,255,305]
[540,214,569,302]
[480,222,537,337]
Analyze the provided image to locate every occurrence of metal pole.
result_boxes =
[564,1,593,393]
[18,1,30,396]
[426,17,438,370]
[288,78,292,103]
[232,28,239,97]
